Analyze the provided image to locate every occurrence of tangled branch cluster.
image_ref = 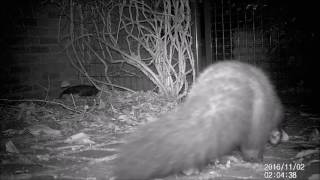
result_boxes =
[58,0,195,99]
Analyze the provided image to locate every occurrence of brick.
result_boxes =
[27,27,48,36]
[37,53,69,63]
[47,5,61,19]
[47,28,59,37]
[20,18,37,26]
[7,36,39,46]
[48,45,63,53]
[37,18,59,28]
[0,74,21,85]
[61,68,78,79]
[10,46,29,53]
[41,71,60,80]
[50,80,63,89]
[48,11,61,19]
[29,46,50,53]
[24,37,40,45]
[11,26,28,35]
[22,90,46,99]
[10,65,31,74]
[30,64,44,74]
[39,37,58,44]
[6,87,48,99]
[10,84,33,93]
[6,37,25,45]
[12,54,40,64]
[49,62,69,72]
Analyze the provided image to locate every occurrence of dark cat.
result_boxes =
[59,85,99,98]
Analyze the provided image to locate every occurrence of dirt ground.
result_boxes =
[0,91,319,180]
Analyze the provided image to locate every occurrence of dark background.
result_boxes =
[0,0,319,110]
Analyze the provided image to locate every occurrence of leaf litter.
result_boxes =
[0,91,319,179]
[0,90,178,179]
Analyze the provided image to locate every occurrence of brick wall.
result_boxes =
[1,2,78,99]
[0,1,160,99]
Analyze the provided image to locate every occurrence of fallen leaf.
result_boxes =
[5,140,20,153]
[26,124,61,137]
[65,132,95,144]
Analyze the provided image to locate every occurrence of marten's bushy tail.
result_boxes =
[113,61,283,180]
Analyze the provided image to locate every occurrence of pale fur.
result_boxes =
[113,61,282,180]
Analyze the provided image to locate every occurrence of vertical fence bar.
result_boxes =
[221,0,225,60]
[214,4,218,61]
[252,7,256,64]
[229,0,232,58]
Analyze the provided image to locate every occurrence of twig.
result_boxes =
[0,99,83,114]
[70,94,76,108]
